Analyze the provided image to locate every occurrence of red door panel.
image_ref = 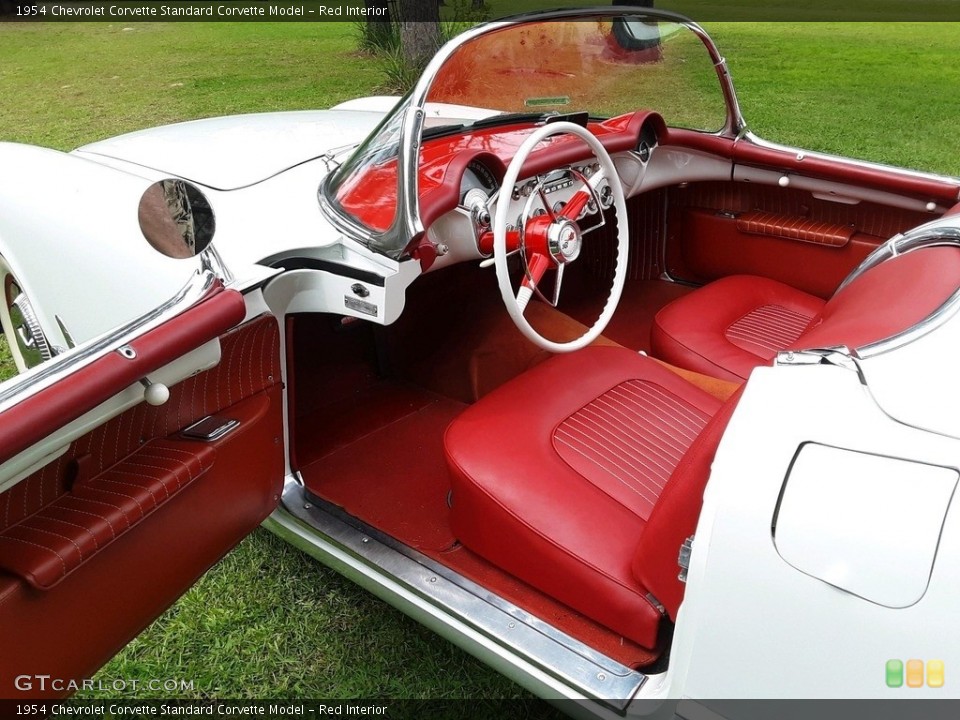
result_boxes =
[0,313,284,698]
[666,181,934,298]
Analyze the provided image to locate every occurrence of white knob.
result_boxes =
[143,381,170,406]
[926,201,937,212]
[778,175,790,188]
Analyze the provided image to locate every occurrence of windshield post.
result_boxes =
[397,103,426,250]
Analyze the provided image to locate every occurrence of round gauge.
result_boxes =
[638,141,651,163]
[463,188,491,228]
[460,159,500,206]
[467,160,498,190]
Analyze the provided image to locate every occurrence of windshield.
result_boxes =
[426,19,726,134]
[321,11,731,258]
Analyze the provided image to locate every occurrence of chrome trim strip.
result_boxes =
[201,245,235,285]
[266,479,646,710]
[0,269,218,413]
[736,131,960,195]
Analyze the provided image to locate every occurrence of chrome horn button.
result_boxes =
[547,219,582,263]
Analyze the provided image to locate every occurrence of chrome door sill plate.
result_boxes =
[265,478,647,711]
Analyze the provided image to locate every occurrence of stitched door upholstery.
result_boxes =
[0,313,284,698]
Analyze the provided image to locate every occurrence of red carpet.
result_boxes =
[300,391,464,553]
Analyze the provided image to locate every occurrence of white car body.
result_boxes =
[0,9,958,714]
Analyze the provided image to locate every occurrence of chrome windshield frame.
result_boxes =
[320,6,745,259]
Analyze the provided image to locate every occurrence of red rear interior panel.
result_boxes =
[0,314,284,698]
[666,182,933,298]
[797,245,960,351]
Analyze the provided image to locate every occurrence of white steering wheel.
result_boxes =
[493,121,629,353]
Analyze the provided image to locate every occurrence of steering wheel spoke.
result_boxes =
[536,188,558,222]
[560,170,604,224]
[518,252,551,312]
[517,253,564,312]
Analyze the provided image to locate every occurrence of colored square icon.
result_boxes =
[927,660,945,688]
[907,659,924,688]
[886,659,904,688]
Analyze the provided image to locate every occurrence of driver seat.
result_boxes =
[444,346,741,648]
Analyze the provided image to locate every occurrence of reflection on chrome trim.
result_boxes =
[0,270,219,413]
[201,245,235,285]
[271,479,646,710]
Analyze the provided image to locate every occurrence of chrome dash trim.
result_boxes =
[737,131,960,193]
[0,269,219,413]
[266,479,646,711]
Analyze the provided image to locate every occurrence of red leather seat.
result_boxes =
[652,275,824,382]
[445,346,741,648]
[652,246,960,382]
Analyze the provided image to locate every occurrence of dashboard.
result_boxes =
[423,112,664,268]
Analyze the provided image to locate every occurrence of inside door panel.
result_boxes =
[0,313,283,698]
[666,181,934,298]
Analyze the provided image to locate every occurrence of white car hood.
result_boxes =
[73,109,385,191]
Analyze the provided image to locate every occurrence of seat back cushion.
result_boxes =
[632,386,743,618]
[796,245,960,352]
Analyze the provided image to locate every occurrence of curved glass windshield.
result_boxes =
[322,13,730,257]
[426,19,726,133]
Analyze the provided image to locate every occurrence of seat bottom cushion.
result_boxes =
[652,275,825,382]
[444,346,722,648]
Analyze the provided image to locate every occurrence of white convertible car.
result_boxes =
[0,8,958,713]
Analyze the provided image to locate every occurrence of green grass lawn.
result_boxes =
[0,336,14,380]
[0,16,958,704]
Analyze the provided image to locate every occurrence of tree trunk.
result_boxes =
[399,0,441,70]
[471,0,484,8]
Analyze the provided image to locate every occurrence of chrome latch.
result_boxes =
[678,535,694,583]
[775,346,858,372]
[645,593,666,616]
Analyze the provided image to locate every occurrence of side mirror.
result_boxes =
[138,179,216,259]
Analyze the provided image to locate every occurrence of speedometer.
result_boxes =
[467,160,498,191]
[460,159,500,205]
